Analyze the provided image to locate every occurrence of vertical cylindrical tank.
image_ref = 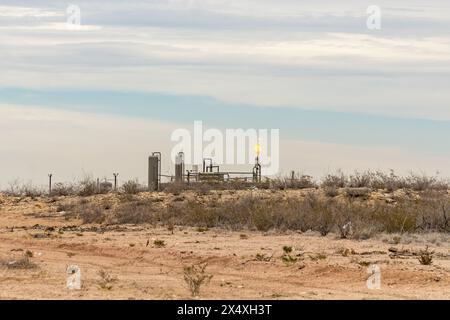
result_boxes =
[148,156,160,191]
[175,152,185,183]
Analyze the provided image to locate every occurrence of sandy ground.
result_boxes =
[0,192,449,300]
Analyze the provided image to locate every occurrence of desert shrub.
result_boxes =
[415,196,450,232]
[337,200,377,239]
[121,179,141,195]
[183,263,213,297]
[373,201,418,233]
[250,207,278,231]
[77,176,97,196]
[304,193,335,236]
[4,179,22,196]
[319,170,448,192]
[98,269,118,290]
[271,173,316,190]
[193,182,214,195]
[97,184,450,237]
[406,174,447,191]
[281,246,297,265]
[163,182,186,195]
[55,201,78,213]
[79,203,107,224]
[255,253,272,262]
[291,174,317,189]
[180,201,218,228]
[220,195,301,231]
[321,170,347,188]
[153,239,166,248]
[51,182,76,196]
[309,252,327,261]
[417,246,434,265]
[0,254,37,270]
[345,187,372,198]
[208,196,254,230]
[114,200,155,224]
[3,179,44,197]
[372,170,405,191]
[99,181,113,193]
[226,180,251,190]
[21,183,44,197]
[348,171,373,188]
[324,187,339,198]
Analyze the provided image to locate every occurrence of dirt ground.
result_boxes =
[0,191,449,300]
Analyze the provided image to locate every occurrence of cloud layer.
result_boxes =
[1,1,450,118]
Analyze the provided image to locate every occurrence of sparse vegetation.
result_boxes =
[321,170,448,192]
[345,187,372,198]
[115,200,154,224]
[2,171,449,240]
[77,176,98,196]
[79,203,107,224]
[255,253,272,262]
[3,179,44,197]
[0,253,37,270]
[51,185,450,237]
[183,263,213,297]
[281,246,298,265]
[356,260,371,267]
[324,187,339,198]
[51,182,76,196]
[153,239,166,248]
[309,253,327,261]
[98,269,118,290]
[336,247,355,257]
[417,246,434,265]
[121,180,141,195]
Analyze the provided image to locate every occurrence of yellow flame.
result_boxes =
[255,143,261,156]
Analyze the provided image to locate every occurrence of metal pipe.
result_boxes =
[113,173,119,190]
[48,173,52,195]
[152,152,162,187]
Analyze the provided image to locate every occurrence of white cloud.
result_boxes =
[1,19,450,119]
[0,22,102,31]
[0,5,62,18]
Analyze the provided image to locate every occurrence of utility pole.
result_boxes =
[48,173,53,195]
[113,173,119,191]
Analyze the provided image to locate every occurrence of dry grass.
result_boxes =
[0,254,37,270]
[114,200,154,224]
[98,269,118,290]
[153,239,166,248]
[255,253,273,262]
[183,263,213,297]
[281,246,298,265]
[55,187,450,238]
[3,171,448,198]
[5,172,448,242]
[120,180,143,195]
[321,170,448,192]
[417,246,434,265]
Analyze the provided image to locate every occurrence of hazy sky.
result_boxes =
[1,0,450,187]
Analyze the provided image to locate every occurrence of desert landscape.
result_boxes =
[2,0,450,307]
[0,178,449,300]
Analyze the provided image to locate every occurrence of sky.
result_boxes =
[1,0,450,188]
